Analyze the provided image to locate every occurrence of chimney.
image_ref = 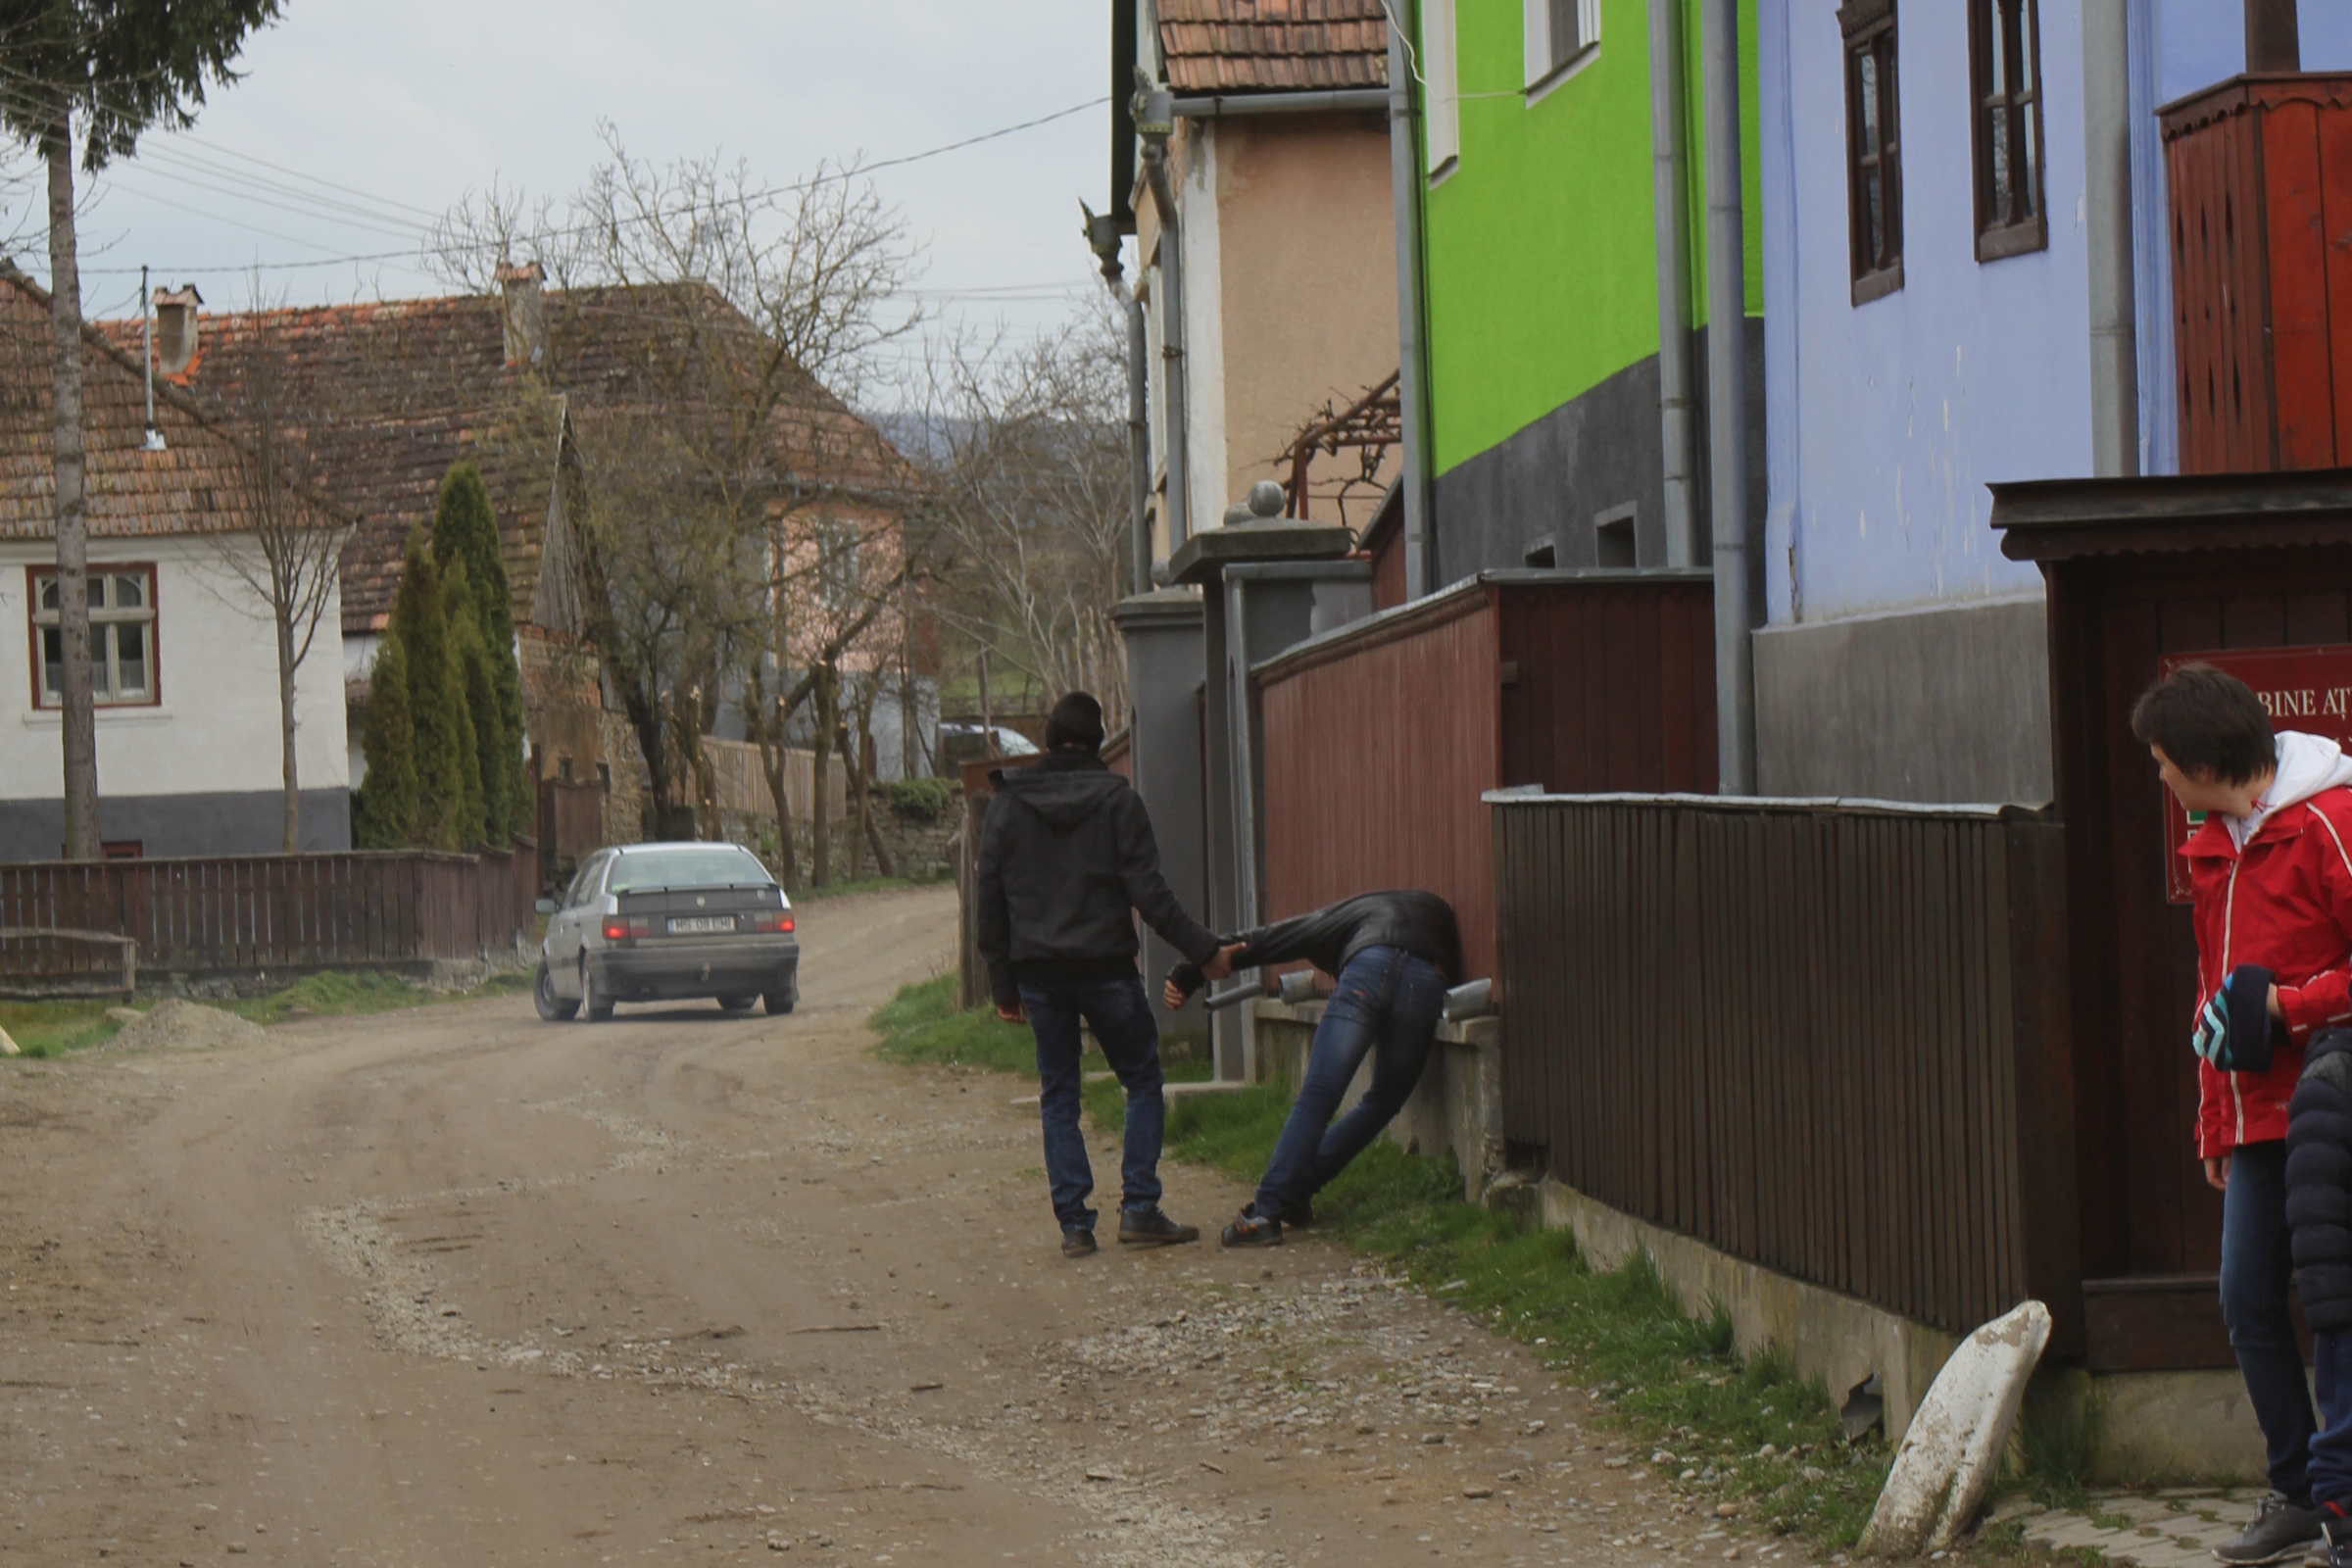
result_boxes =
[153,284,202,377]
[2247,0,2300,73]
[497,261,545,368]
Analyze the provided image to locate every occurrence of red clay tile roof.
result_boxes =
[1157,0,1390,93]
[0,268,335,545]
[95,282,919,634]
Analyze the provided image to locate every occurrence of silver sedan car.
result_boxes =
[533,842,800,1022]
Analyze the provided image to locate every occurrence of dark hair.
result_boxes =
[2129,662,2277,784]
[1045,691,1105,753]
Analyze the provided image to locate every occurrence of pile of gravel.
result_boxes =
[110,1000,266,1054]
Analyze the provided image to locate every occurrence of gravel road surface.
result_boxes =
[0,885,1790,1568]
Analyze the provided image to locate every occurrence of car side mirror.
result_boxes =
[534,897,558,915]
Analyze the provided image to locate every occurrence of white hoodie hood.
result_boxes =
[2229,729,2352,850]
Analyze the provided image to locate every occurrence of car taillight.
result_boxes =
[601,916,650,942]
[752,912,795,934]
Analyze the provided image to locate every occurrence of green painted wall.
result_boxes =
[1418,0,1762,475]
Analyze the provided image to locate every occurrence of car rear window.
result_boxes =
[607,847,774,894]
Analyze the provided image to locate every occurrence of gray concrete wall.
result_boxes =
[0,788,352,859]
[1115,590,1211,1049]
[1431,320,1766,601]
[1753,594,2053,806]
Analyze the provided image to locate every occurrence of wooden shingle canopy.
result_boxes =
[1156,0,1390,93]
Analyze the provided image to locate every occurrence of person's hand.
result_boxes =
[2205,1153,2230,1192]
[1311,969,1336,999]
[997,1001,1026,1025]
[1199,942,1247,983]
[2271,984,2285,1023]
[1161,977,1186,1011]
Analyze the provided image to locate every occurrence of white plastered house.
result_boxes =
[0,268,350,858]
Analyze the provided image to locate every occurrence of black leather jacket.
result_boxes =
[1170,890,1461,999]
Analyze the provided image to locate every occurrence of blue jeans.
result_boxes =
[2224,1139,2318,1503]
[2313,1332,2352,1511]
[1019,973,1165,1231]
[1253,945,1447,1222]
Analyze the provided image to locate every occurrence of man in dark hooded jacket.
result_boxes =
[977,691,1240,1257]
[2287,1030,2352,1565]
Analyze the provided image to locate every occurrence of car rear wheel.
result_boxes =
[534,961,578,1022]
[763,988,795,1016]
[581,960,614,1023]
[716,994,757,1012]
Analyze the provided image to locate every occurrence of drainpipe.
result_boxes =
[1173,88,1392,117]
[1648,0,1699,569]
[1135,79,1193,553]
[1387,14,1435,598]
[2084,0,2139,477]
[1085,203,1154,595]
[1701,0,1754,792]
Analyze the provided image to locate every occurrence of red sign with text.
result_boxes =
[2159,644,2352,903]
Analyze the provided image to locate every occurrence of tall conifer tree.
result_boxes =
[443,558,513,845]
[430,463,527,832]
[389,534,478,850]
[349,633,416,850]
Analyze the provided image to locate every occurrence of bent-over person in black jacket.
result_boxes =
[1165,890,1460,1247]
[2289,1029,2352,1560]
[977,691,1242,1258]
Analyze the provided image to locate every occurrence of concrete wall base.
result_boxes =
[1753,595,2052,805]
[1537,1176,1958,1443]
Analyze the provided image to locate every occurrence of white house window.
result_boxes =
[817,521,861,610]
[1424,0,1460,175]
[1525,0,1600,92]
[29,565,159,707]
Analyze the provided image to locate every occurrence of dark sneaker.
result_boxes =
[2216,1494,2322,1565]
[1221,1209,1284,1247]
[1283,1198,1313,1229]
[2320,1513,2352,1568]
[1116,1205,1200,1247]
[1061,1226,1098,1258]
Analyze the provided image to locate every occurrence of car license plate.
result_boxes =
[666,916,735,934]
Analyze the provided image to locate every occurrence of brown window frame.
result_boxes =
[25,563,163,710]
[1970,0,2048,261]
[1839,0,1903,306]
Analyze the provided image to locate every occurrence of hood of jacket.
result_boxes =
[993,751,1125,830]
[2230,730,2352,850]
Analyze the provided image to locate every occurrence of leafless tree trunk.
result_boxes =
[201,299,353,853]
[810,662,836,886]
[46,125,97,860]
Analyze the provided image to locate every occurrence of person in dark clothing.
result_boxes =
[977,691,1242,1257]
[1163,890,1460,1247]
[2288,1030,2352,1567]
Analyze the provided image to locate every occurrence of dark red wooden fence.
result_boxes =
[2164,73,2352,472]
[0,842,539,983]
[1253,570,1714,979]
[1491,793,2080,1347]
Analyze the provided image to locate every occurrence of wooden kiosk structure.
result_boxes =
[1993,468,2352,1370]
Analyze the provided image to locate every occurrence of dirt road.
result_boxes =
[0,886,1765,1568]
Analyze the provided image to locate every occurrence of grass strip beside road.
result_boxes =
[2,967,534,1060]
[867,976,1897,1547]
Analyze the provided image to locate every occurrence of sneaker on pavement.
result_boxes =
[1221,1209,1284,1247]
[2320,1513,2352,1568]
[1116,1205,1200,1247]
[2216,1494,2323,1565]
[1061,1226,1098,1258]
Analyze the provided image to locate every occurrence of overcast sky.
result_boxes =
[0,0,1117,406]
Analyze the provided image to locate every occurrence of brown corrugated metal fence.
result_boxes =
[1259,584,1502,975]
[1254,571,1714,980]
[1492,794,2080,1345]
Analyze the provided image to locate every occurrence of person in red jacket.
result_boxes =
[2134,663,2352,1565]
